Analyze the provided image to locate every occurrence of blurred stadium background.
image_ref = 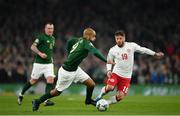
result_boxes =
[0,0,180,101]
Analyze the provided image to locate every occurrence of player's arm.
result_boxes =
[86,43,107,62]
[31,38,47,59]
[154,52,164,59]
[85,42,114,64]
[133,43,164,59]
[106,49,114,78]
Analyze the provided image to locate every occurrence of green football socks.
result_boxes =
[21,82,32,95]
[45,83,54,93]
[38,93,54,104]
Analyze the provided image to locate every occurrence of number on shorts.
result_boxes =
[123,86,128,94]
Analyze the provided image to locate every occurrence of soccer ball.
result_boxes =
[96,99,109,111]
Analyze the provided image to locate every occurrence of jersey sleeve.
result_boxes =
[84,41,107,62]
[33,35,42,46]
[106,48,114,71]
[132,42,155,55]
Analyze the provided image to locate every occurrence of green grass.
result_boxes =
[0,94,180,115]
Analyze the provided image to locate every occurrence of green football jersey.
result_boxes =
[33,33,55,64]
[63,37,107,71]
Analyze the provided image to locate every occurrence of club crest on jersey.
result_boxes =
[127,49,131,53]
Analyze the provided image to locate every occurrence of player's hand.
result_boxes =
[107,70,112,78]
[38,52,47,59]
[107,60,116,65]
[154,52,164,59]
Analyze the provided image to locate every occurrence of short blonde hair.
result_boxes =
[83,28,96,39]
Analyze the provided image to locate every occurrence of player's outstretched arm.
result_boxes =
[154,52,164,59]
[85,40,115,64]
[92,49,115,64]
[133,43,164,59]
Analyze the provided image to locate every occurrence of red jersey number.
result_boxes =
[121,53,128,60]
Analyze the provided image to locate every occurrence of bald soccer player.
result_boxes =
[32,27,115,111]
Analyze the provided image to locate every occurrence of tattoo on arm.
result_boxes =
[31,43,41,55]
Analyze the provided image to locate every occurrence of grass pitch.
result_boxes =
[0,94,179,115]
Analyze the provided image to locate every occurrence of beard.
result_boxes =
[117,42,124,47]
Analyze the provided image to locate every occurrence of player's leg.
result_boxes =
[44,64,56,106]
[32,66,75,111]
[95,85,115,101]
[18,63,42,105]
[44,76,55,106]
[45,76,54,94]
[106,75,131,105]
[106,91,125,105]
[83,78,96,105]
[32,88,61,111]
[17,78,38,105]
[20,79,38,96]
[95,73,118,101]
[74,67,96,106]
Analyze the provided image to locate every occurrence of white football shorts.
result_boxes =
[55,66,90,92]
[31,63,55,79]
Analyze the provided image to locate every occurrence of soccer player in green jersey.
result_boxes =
[18,23,56,106]
[32,27,115,111]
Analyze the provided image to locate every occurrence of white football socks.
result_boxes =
[97,86,118,105]
[107,96,117,105]
[97,86,107,98]
[19,92,23,96]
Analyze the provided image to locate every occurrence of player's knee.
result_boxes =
[50,89,61,96]
[84,78,95,88]
[46,77,54,83]
[116,95,124,101]
[116,92,125,101]
[30,79,37,85]
[106,85,114,92]
[89,81,95,88]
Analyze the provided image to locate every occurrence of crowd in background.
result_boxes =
[0,0,180,85]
